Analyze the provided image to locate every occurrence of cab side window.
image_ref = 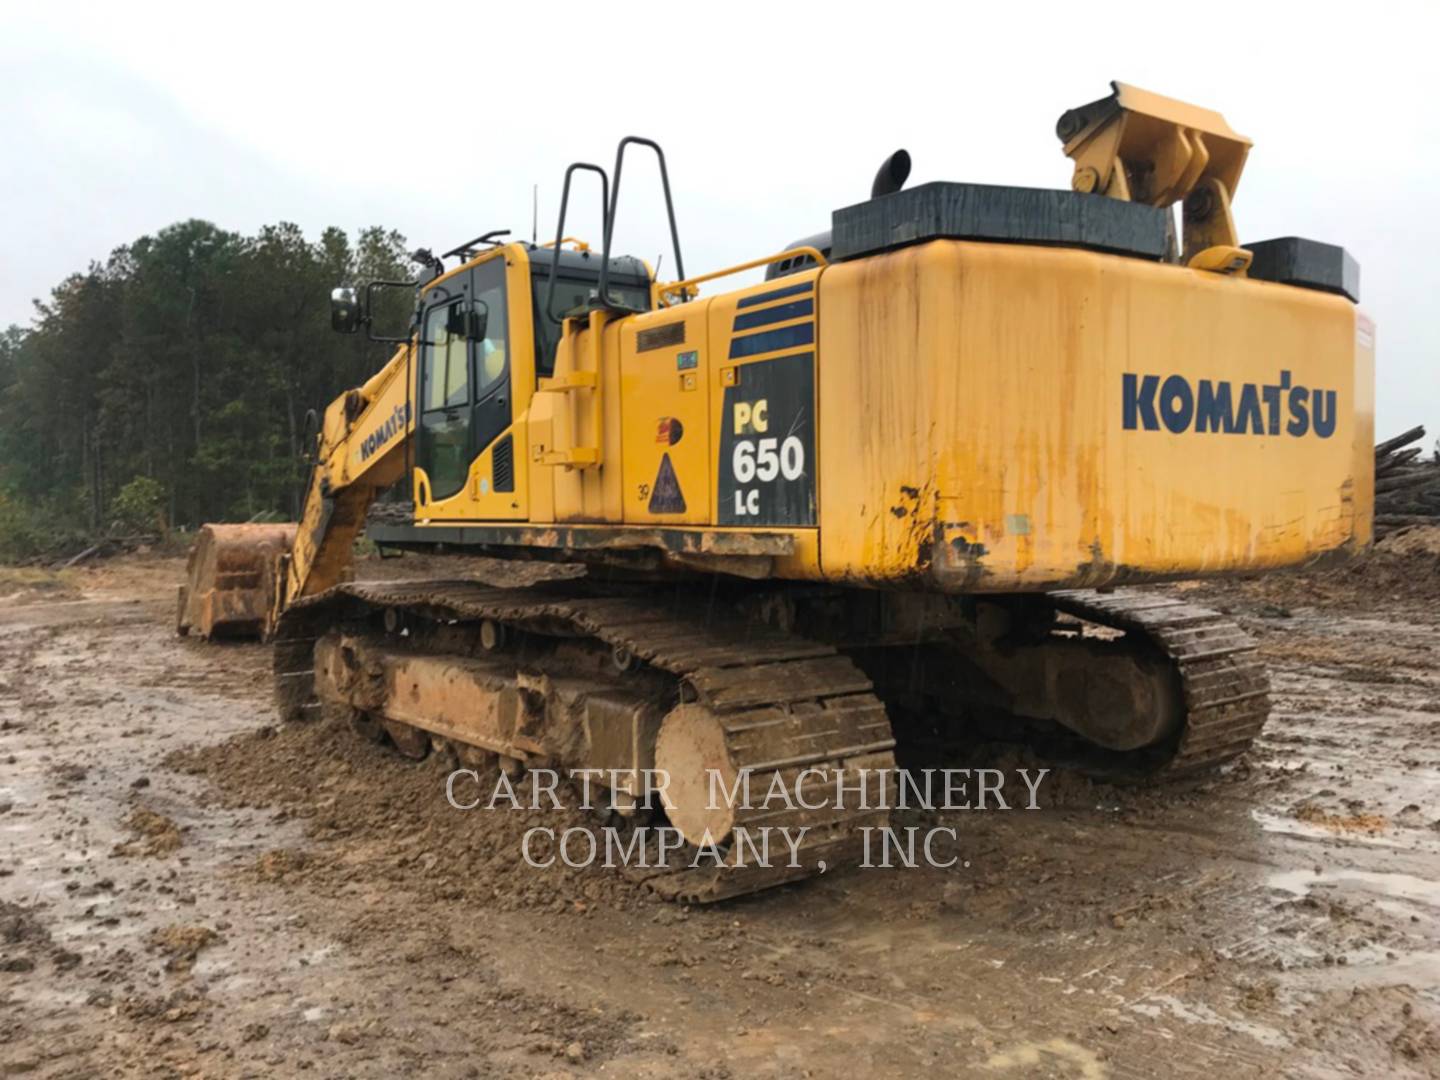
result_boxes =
[419,299,470,500]
[473,273,508,395]
[423,301,469,411]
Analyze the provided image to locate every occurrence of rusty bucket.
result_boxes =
[176,523,297,640]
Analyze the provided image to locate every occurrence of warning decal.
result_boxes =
[648,452,687,514]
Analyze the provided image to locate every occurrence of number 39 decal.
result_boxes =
[732,436,805,484]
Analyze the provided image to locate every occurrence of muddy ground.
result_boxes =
[2,538,1438,1079]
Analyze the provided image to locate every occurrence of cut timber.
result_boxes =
[1375,426,1427,459]
[1374,426,1437,538]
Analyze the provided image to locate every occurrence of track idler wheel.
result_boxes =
[654,704,739,846]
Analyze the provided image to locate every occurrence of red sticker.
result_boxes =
[655,417,685,445]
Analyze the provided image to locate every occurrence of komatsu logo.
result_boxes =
[1122,372,1337,438]
[359,402,410,462]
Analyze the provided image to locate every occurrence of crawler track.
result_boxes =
[273,579,896,903]
[270,581,1266,900]
[1051,589,1271,776]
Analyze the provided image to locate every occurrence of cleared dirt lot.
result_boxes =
[2,541,1439,1078]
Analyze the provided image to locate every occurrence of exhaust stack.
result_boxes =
[871,149,911,197]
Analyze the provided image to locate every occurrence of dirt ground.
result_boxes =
[2,537,1439,1079]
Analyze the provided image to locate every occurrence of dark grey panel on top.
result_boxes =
[1245,237,1359,303]
[830,182,1172,263]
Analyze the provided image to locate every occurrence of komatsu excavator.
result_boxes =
[179,83,1373,901]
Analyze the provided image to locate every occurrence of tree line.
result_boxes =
[0,220,418,559]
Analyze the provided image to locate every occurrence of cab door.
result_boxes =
[415,257,521,519]
[416,277,474,506]
[467,258,513,497]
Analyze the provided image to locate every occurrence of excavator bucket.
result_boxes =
[176,523,296,640]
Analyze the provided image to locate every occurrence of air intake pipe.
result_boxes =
[871,149,912,197]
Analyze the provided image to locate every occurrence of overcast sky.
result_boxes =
[2,2,1436,436]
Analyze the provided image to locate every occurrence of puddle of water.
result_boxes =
[1267,867,1440,907]
[1280,950,1440,993]
[1251,810,1403,848]
[1129,994,1291,1049]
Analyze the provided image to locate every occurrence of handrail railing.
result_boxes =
[543,163,609,325]
[601,136,683,312]
[651,247,828,308]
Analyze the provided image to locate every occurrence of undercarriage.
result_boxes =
[272,576,1269,902]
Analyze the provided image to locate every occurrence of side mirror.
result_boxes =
[466,305,489,342]
[445,301,488,342]
[330,287,362,334]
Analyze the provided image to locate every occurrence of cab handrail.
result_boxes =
[652,247,828,308]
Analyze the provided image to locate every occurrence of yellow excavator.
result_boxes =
[179,82,1372,901]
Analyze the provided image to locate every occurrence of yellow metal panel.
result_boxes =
[504,248,540,426]
[420,427,529,523]
[595,320,627,521]
[541,318,625,523]
[817,240,1370,591]
[1352,311,1377,533]
[525,391,557,523]
[620,305,713,524]
[773,526,820,579]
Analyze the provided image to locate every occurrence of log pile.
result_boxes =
[1374,425,1439,538]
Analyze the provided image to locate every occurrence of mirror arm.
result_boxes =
[363,279,420,344]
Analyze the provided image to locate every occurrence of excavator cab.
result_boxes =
[407,244,655,516]
[401,139,679,520]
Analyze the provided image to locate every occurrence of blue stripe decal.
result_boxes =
[732,298,813,332]
[729,322,814,359]
[736,280,813,310]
